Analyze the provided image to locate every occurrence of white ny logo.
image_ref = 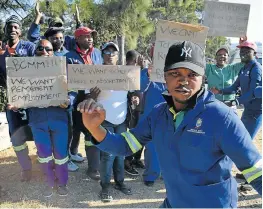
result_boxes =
[180,47,192,58]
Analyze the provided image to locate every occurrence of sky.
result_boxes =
[218,0,262,43]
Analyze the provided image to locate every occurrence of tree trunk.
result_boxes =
[117,35,125,65]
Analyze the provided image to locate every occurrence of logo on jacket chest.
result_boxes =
[186,118,205,134]
[241,70,250,76]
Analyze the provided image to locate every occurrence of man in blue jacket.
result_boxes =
[1,15,35,182]
[211,40,262,185]
[77,41,262,208]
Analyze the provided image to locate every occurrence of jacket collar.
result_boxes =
[163,87,216,132]
[245,59,257,68]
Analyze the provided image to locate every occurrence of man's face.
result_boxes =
[103,46,119,65]
[164,68,203,103]
[215,49,228,67]
[35,40,54,57]
[48,32,64,51]
[76,34,93,50]
[5,23,21,40]
[240,47,255,63]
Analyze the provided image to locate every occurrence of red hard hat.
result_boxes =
[237,41,257,52]
[74,27,97,38]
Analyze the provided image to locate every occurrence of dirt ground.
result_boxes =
[0,109,262,208]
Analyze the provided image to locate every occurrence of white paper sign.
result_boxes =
[6,57,68,108]
[203,1,250,37]
[152,20,209,83]
[68,64,140,90]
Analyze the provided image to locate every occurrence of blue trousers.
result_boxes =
[30,120,68,187]
[143,141,161,182]
[241,109,262,140]
[159,198,172,208]
[6,110,33,171]
[100,121,126,188]
[70,109,100,171]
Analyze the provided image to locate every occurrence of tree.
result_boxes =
[205,36,229,59]
[0,0,32,19]
[89,0,154,64]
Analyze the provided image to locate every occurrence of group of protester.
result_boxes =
[0,2,262,208]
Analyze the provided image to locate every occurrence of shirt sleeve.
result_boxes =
[28,44,36,57]
[218,110,262,184]
[27,23,41,44]
[91,110,153,156]
[237,64,262,105]
[230,62,244,76]
[221,74,240,95]
[205,63,211,77]
[140,69,150,92]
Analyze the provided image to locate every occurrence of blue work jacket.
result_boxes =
[93,90,262,208]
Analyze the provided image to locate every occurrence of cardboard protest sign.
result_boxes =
[68,64,140,90]
[203,1,250,37]
[152,20,209,83]
[6,57,68,108]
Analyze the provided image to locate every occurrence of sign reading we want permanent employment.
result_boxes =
[6,57,68,108]
[68,65,140,90]
[152,20,209,83]
[203,1,250,37]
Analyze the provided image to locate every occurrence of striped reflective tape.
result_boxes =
[169,107,176,120]
[54,156,69,165]
[38,156,53,164]
[13,143,28,152]
[121,131,142,153]
[85,141,93,147]
[242,159,262,183]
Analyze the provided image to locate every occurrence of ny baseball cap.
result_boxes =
[101,42,119,52]
[164,41,205,76]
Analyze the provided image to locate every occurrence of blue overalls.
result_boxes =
[139,69,166,182]
[28,107,69,187]
[91,90,262,208]
[222,59,262,139]
[0,40,35,172]
[27,49,70,187]
[66,49,103,173]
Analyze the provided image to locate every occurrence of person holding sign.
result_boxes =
[205,43,244,109]
[0,15,35,182]
[85,42,133,202]
[44,26,82,172]
[77,41,262,208]
[26,40,70,197]
[66,26,103,176]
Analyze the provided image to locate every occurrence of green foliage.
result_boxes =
[1,0,228,60]
[205,36,229,59]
